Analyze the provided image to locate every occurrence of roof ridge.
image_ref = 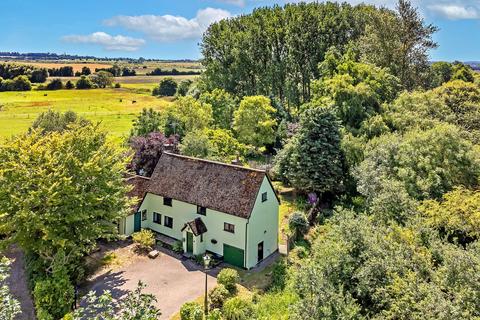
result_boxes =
[163,152,266,174]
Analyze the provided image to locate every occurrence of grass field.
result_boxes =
[0,88,171,138]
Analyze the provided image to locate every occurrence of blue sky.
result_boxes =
[1,0,479,61]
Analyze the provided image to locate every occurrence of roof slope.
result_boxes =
[126,174,150,211]
[147,153,267,218]
[181,218,208,236]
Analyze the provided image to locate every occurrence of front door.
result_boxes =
[186,232,193,254]
[134,212,141,232]
[258,241,264,262]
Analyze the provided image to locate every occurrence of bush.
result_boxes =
[75,75,93,89]
[115,82,121,88]
[206,309,222,320]
[270,260,287,291]
[153,78,177,96]
[172,240,184,253]
[208,284,230,310]
[217,268,239,294]
[132,229,155,252]
[65,80,75,89]
[222,297,255,320]
[288,211,309,239]
[46,78,63,90]
[33,266,74,320]
[180,301,203,320]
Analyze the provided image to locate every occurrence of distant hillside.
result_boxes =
[464,62,480,71]
[0,51,199,63]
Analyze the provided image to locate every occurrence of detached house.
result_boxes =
[121,153,280,269]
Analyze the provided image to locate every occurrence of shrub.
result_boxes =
[288,211,309,239]
[206,309,222,320]
[46,78,63,90]
[65,80,75,89]
[75,75,93,89]
[222,297,255,320]
[180,301,203,320]
[33,266,74,320]
[132,229,155,252]
[270,260,287,291]
[172,240,184,253]
[115,82,121,88]
[153,78,177,96]
[208,284,230,310]
[217,268,239,294]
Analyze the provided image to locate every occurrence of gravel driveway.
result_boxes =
[5,246,36,320]
[85,247,218,320]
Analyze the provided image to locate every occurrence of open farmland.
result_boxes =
[4,59,202,75]
[0,88,171,138]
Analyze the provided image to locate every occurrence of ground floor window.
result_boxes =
[153,212,162,224]
[141,210,147,221]
[164,216,173,228]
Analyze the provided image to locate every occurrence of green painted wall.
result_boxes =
[132,193,248,259]
[123,176,279,269]
[245,176,280,268]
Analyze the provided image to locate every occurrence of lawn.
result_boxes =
[0,88,171,138]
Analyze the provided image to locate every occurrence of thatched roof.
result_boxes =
[181,218,208,236]
[126,174,150,211]
[147,153,268,218]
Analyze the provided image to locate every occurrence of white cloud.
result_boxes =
[104,8,232,42]
[62,32,145,51]
[216,0,246,6]
[428,4,480,20]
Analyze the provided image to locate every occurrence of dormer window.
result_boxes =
[197,206,207,216]
[163,197,172,207]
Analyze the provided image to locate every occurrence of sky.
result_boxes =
[1,0,479,61]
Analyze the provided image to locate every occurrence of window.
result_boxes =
[197,206,206,216]
[164,216,173,228]
[262,192,268,202]
[153,212,162,224]
[141,210,147,221]
[163,197,172,207]
[200,234,203,242]
[224,222,235,234]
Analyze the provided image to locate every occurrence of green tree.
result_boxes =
[81,66,91,76]
[130,108,163,137]
[75,75,93,89]
[0,257,21,320]
[451,63,475,82]
[359,0,438,90]
[233,96,276,149]
[33,258,74,320]
[153,78,177,96]
[0,124,131,272]
[65,80,75,89]
[275,106,344,194]
[45,78,64,90]
[69,281,161,320]
[419,187,480,244]
[180,129,247,162]
[312,50,400,132]
[31,110,90,134]
[199,89,237,129]
[30,68,48,83]
[428,61,453,88]
[90,71,113,88]
[176,79,193,97]
[164,96,213,137]
[222,297,255,320]
[356,124,480,202]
